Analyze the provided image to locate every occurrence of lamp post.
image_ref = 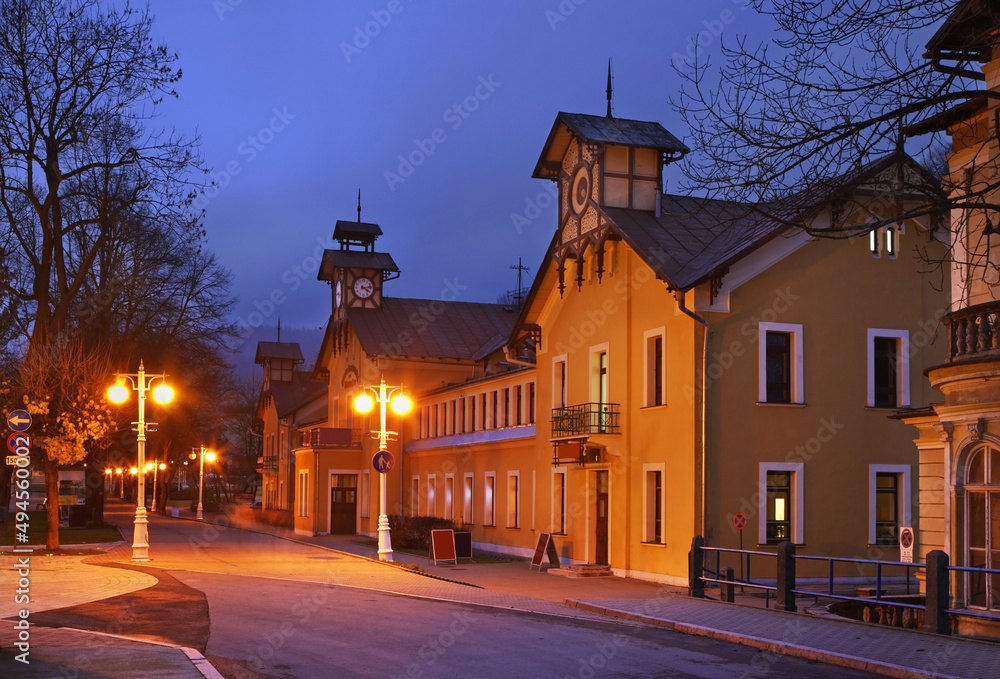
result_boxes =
[107,361,174,562]
[146,461,166,513]
[191,446,216,520]
[116,468,124,498]
[354,377,410,562]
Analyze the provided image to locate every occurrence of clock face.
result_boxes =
[335,280,342,308]
[570,163,591,217]
[353,276,374,299]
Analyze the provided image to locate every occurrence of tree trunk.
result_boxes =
[44,457,59,549]
[85,466,105,526]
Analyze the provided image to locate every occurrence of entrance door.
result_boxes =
[330,474,357,535]
[595,470,609,565]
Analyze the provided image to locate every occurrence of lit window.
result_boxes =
[462,473,474,524]
[758,463,804,544]
[484,473,495,526]
[444,474,454,521]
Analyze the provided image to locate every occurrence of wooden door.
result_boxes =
[595,471,609,565]
[330,474,357,535]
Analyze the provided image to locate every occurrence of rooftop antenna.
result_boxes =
[277,317,281,343]
[357,189,362,223]
[510,257,531,307]
[606,58,614,118]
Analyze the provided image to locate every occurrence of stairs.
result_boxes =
[547,563,613,578]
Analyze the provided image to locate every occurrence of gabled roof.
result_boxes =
[333,220,382,241]
[346,297,517,361]
[533,112,689,179]
[318,250,399,280]
[269,372,327,418]
[924,0,999,63]
[255,342,304,364]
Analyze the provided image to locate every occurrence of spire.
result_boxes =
[606,58,613,118]
[357,189,362,223]
[276,318,281,343]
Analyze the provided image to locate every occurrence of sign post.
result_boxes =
[733,512,747,585]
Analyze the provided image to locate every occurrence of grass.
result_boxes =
[1,510,123,546]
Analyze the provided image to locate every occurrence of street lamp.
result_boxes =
[116,468,124,498]
[190,446,216,520]
[354,377,411,562]
[107,360,174,562]
[145,461,166,513]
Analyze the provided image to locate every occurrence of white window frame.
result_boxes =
[426,473,437,518]
[298,470,309,518]
[868,464,911,545]
[758,462,804,544]
[444,473,454,522]
[484,471,496,527]
[552,354,568,409]
[643,327,666,407]
[867,329,910,408]
[590,342,610,404]
[462,472,474,524]
[552,467,567,534]
[411,475,420,516]
[507,470,520,528]
[758,322,804,404]
[360,470,370,518]
[642,462,666,543]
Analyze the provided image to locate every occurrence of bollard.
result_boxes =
[689,535,707,598]
[776,541,797,612]
[721,566,735,603]
[922,550,951,635]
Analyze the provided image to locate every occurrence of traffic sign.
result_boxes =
[899,526,914,563]
[733,512,747,531]
[7,432,29,452]
[372,450,395,473]
[7,410,31,431]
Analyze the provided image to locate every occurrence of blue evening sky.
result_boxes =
[144,1,773,352]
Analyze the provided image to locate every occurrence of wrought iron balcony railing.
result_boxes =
[257,456,277,470]
[550,402,621,438]
[298,427,364,449]
[946,301,1000,361]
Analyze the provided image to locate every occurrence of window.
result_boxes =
[444,474,454,521]
[553,356,567,408]
[462,473,474,524]
[298,471,309,517]
[758,463,804,544]
[552,469,566,534]
[491,391,498,429]
[432,404,439,437]
[507,471,519,528]
[869,466,910,545]
[470,396,476,432]
[515,386,523,425]
[411,476,419,516]
[360,470,370,518]
[502,389,510,427]
[528,383,536,424]
[591,344,610,432]
[758,323,803,404]
[644,329,665,407]
[481,393,487,430]
[603,144,659,210]
[270,358,293,382]
[643,463,665,543]
[484,472,496,526]
[867,329,910,408]
[870,225,901,258]
[450,400,457,435]
[962,445,1000,609]
[426,474,437,517]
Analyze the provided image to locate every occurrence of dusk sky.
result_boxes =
[144,1,774,362]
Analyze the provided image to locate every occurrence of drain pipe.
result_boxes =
[674,288,709,541]
[503,345,535,368]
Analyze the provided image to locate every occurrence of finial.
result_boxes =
[606,58,613,118]
[357,189,362,223]
[277,318,281,343]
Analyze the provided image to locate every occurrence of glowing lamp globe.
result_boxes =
[145,462,153,471]
[205,451,216,463]
[391,394,411,414]
[158,463,166,470]
[108,382,129,403]
[153,384,173,404]
[129,467,138,475]
[354,394,373,413]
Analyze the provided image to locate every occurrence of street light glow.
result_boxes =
[205,451,216,462]
[354,393,373,413]
[145,462,153,471]
[108,382,129,403]
[129,467,138,474]
[391,394,411,414]
[153,383,174,403]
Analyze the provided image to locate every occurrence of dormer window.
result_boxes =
[270,358,294,382]
[603,144,659,210]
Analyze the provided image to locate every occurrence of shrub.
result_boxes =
[387,515,460,550]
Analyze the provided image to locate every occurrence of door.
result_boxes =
[330,474,357,535]
[595,470,609,565]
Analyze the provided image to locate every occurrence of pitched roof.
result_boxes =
[924,0,998,63]
[333,220,383,241]
[534,112,688,179]
[254,342,304,364]
[347,297,517,360]
[318,250,399,280]
[259,371,327,420]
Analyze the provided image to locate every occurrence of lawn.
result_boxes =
[1,510,123,546]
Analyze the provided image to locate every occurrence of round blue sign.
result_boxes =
[7,410,31,432]
[373,450,395,473]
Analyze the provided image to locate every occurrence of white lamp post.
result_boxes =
[191,446,216,520]
[107,361,174,562]
[354,377,410,562]
[146,461,166,512]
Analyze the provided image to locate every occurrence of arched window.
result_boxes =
[964,445,1000,609]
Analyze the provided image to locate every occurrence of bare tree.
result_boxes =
[672,0,994,289]
[0,0,208,546]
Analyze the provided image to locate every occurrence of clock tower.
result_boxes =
[318,217,400,320]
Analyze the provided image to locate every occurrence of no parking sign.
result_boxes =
[899,526,914,563]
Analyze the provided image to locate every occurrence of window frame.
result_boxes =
[758,322,804,404]
[426,473,437,518]
[297,470,309,518]
[552,467,567,534]
[507,470,520,528]
[643,462,666,544]
[758,462,804,544]
[444,473,454,522]
[867,329,910,408]
[462,472,474,525]
[869,464,910,546]
[643,328,666,407]
[484,472,496,527]
[553,355,568,409]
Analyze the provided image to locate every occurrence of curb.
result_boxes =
[565,600,964,679]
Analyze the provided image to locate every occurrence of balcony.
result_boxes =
[299,427,364,449]
[256,456,277,473]
[550,402,621,439]
[946,301,1000,362]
